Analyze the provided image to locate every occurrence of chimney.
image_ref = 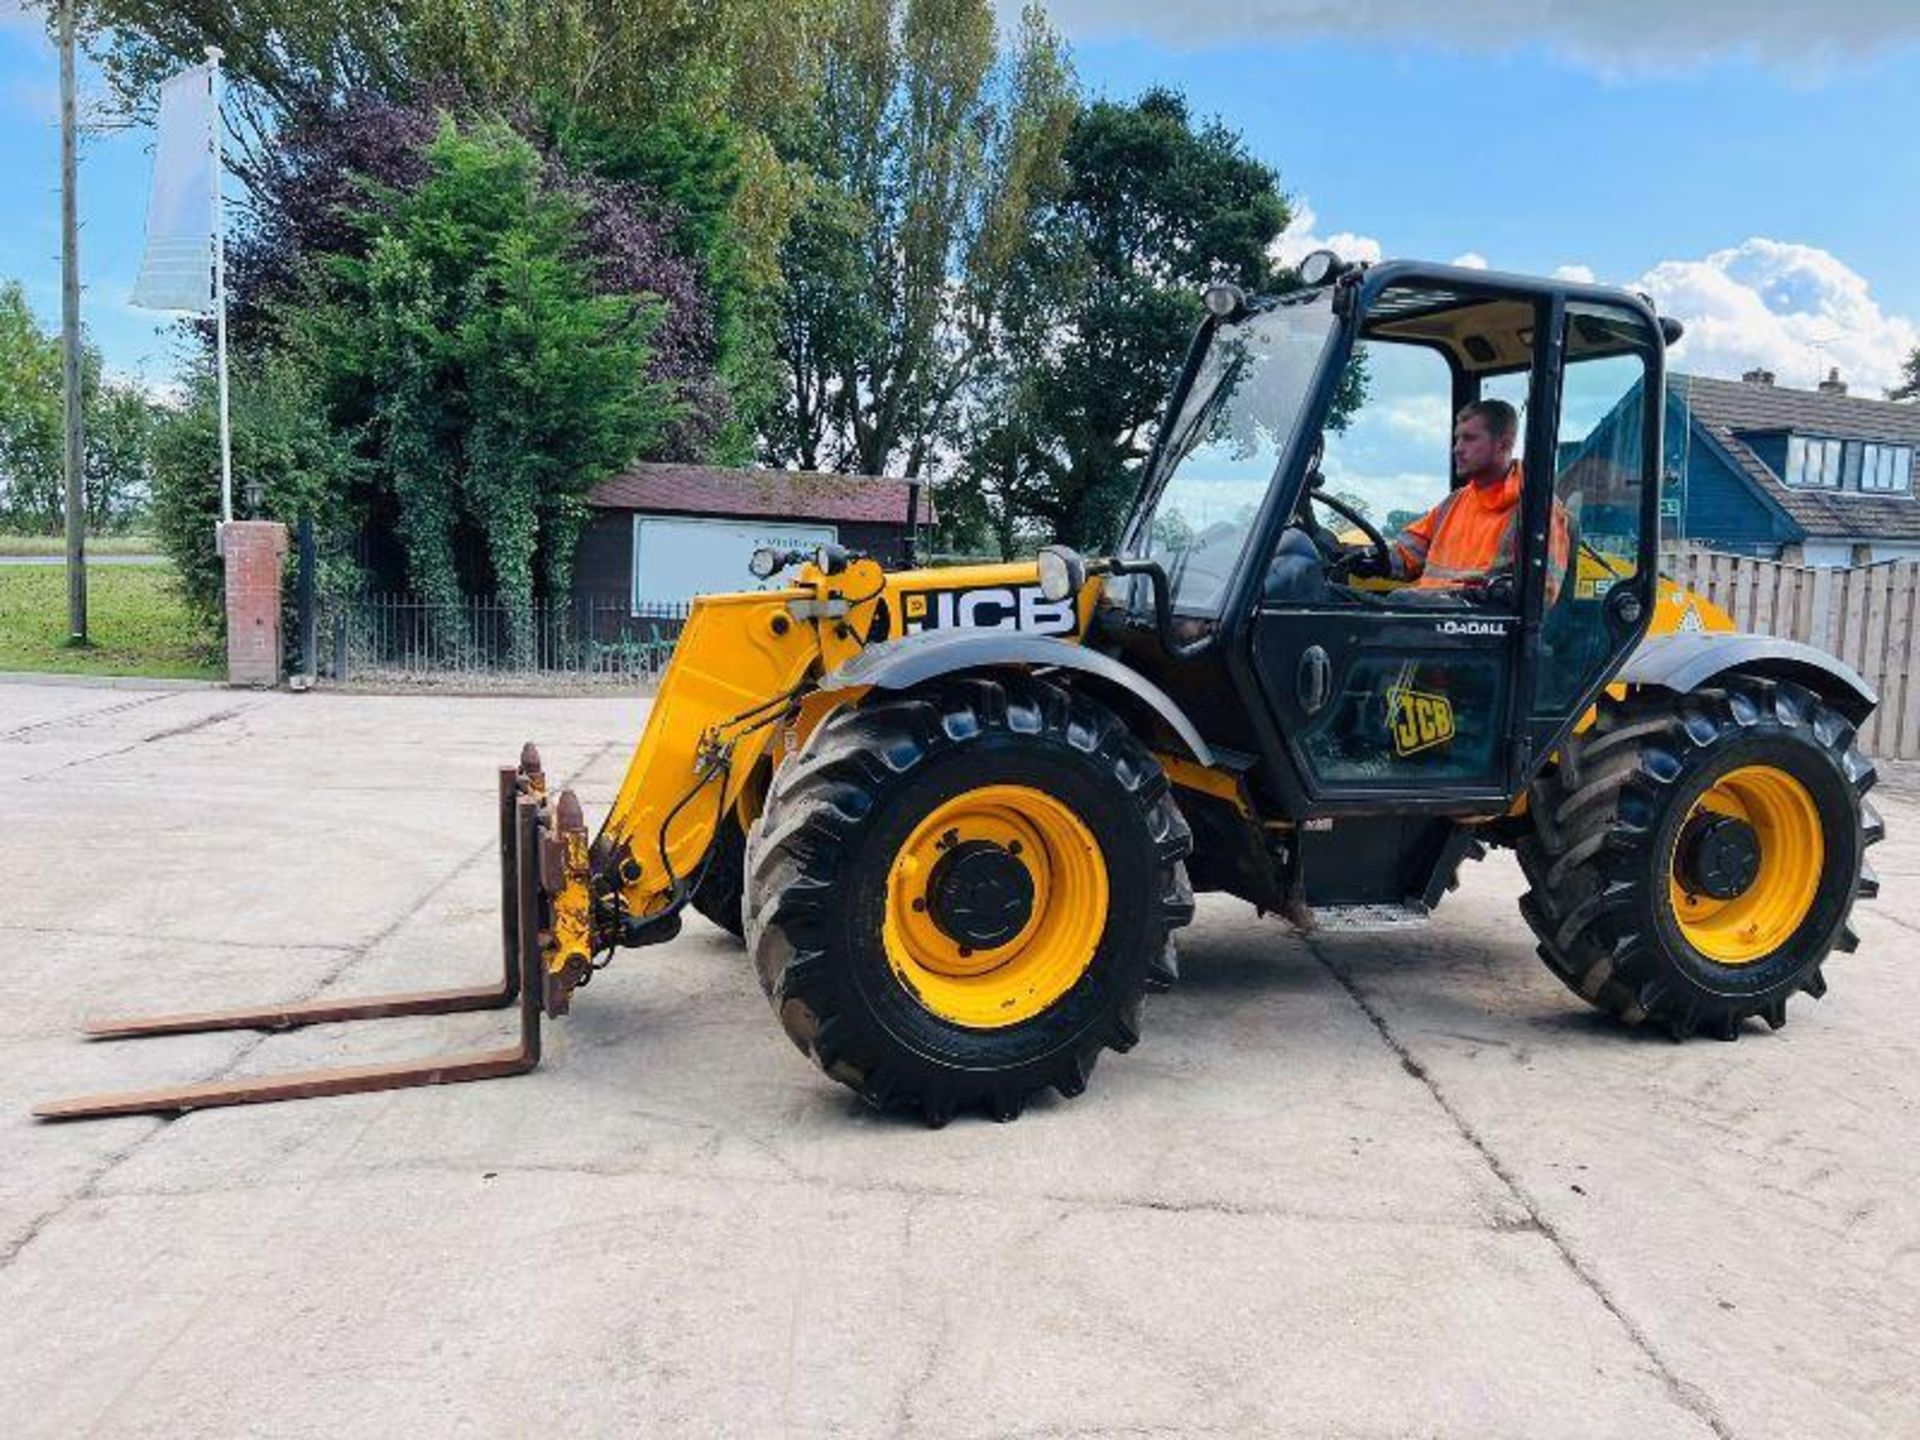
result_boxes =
[1742,367,1775,386]
[1818,367,1848,397]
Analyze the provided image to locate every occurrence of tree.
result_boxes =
[765,0,1076,479]
[223,92,721,458]
[80,0,829,445]
[1893,349,1919,402]
[293,118,670,658]
[547,108,772,463]
[0,282,63,532]
[1327,489,1372,521]
[79,0,824,183]
[149,352,362,629]
[83,383,158,532]
[0,280,157,533]
[957,87,1292,554]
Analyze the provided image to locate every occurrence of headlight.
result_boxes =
[813,543,849,576]
[1202,282,1246,320]
[748,547,782,580]
[1036,544,1087,603]
[1297,249,1342,287]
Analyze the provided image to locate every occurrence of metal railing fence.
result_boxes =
[319,594,689,685]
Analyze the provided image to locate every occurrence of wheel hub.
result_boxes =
[1678,812,1761,901]
[926,841,1035,949]
[1667,764,1825,966]
[883,784,1109,1028]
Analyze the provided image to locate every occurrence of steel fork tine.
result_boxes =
[34,772,550,1122]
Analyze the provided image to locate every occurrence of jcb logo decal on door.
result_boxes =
[1389,688,1455,757]
[901,585,1077,636]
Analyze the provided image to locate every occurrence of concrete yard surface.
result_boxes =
[1,680,1915,1438]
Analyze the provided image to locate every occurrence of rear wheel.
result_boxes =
[745,674,1193,1124]
[1519,676,1880,1038]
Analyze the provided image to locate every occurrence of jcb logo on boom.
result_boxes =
[1389,688,1455,758]
[901,585,1077,637]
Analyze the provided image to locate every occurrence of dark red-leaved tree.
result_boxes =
[223,90,727,458]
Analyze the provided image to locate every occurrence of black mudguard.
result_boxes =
[1618,632,1878,723]
[820,629,1215,764]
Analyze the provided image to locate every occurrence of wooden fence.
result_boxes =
[1660,548,1920,759]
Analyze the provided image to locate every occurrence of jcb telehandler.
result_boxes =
[40,254,1881,1127]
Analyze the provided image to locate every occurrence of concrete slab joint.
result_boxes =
[218,520,289,689]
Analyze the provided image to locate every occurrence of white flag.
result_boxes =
[130,63,217,313]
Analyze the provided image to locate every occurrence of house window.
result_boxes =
[1860,443,1914,493]
[1786,434,1844,488]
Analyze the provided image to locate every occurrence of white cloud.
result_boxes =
[1029,1,1920,72]
[1636,239,1919,396]
[1271,198,1382,269]
[1272,211,1916,411]
[1379,391,1451,442]
[103,366,188,408]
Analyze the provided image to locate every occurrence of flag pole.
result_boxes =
[206,45,232,525]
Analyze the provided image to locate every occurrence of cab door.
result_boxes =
[1251,590,1521,802]
[1249,287,1535,806]
[1521,298,1662,753]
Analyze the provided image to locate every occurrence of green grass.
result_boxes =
[0,563,221,680]
[0,532,160,556]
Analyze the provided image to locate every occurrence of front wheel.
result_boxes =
[1518,676,1880,1038]
[744,674,1193,1125]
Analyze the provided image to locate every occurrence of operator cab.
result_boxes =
[1112,256,1670,820]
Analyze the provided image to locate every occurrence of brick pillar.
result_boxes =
[219,521,289,687]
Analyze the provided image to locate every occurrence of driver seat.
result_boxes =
[1263,526,1335,604]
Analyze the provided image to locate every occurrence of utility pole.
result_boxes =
[59,0,87,643]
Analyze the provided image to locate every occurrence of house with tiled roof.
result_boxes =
[573,462,933,609]
[1666,369,1920,565]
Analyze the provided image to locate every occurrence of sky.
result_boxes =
[2,1,1918,404]
[1057,1,1920,397]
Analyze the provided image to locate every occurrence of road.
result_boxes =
[0,678,1914,1438]
[0,553,164,565]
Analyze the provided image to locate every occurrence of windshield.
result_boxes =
[1127,290,1339,614]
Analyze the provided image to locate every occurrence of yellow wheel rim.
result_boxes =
[1668,765,1824,966]
[882,784,1109,1028]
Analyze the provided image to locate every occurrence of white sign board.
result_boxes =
[632,514,838,611]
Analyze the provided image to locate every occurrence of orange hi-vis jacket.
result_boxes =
[1390,463,1569,595]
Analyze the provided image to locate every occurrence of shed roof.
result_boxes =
[1678,374,1920,541]
[589,463,932,525]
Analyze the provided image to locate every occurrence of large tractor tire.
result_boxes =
[1518,675,1880,1039]
[689,814,747,940]
[744,673,1194,1125]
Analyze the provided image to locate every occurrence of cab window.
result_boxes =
[1535,303,1658,714]
[1317,338,1456,553]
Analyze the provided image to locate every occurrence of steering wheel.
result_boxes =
[1303,486,1392,581]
